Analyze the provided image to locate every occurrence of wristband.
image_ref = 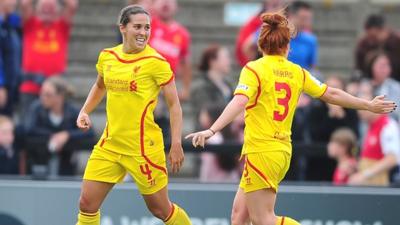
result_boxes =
[208,128,216,135]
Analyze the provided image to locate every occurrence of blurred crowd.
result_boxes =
[1,0,400,187]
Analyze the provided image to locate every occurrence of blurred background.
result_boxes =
[1,0,400,224]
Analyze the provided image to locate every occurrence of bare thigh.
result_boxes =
[142,186,172,220]
[231,187,251,225]
[245,188,277,225]
[79,180,115,213]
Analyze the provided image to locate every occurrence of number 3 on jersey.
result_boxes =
[273,82,291,121]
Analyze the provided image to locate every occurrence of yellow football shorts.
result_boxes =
[239,151,291,193]
[83,146,168,195]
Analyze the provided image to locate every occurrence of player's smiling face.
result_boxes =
[121,13,151,52]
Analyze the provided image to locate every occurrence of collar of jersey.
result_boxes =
[116,44,149,60]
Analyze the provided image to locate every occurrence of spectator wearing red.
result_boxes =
[327,128,358,185]
[355,14,400,81]
[349,81,400,186]
[149,0,191,101]
[235,0,284,66]
[19,0,77,113]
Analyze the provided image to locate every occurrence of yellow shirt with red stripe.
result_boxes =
[95,44,174,156]
[234,55,327,155]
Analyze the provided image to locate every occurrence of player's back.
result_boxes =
[235,55,327,154]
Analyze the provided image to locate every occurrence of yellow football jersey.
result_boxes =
[95,44,174,156]
[234,55,327,154]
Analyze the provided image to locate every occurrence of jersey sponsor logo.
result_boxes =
[130,80,138,92]
[236,84,249,91]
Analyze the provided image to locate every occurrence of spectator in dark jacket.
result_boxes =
[191,44,233,130]
[355,14,400,81]
[309,75,359,142]
[24,77,94,175]
[0,115,18,174]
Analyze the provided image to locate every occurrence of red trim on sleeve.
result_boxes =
[319,86,329,98]
[234,93,250,100]
[80,211,99,217]
[160,74,175,87]
[244,65,261,110]
[281,216,285,225]
[140,100,168,175]
[302,68,306,86]
[164,203,176,222]
[102,50,166,64]
[100,123,109,147]
[246,158,274,188]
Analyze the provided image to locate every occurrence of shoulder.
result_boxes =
[145,46,168,61]
[301,32,318,44]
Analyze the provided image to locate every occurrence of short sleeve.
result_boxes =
[96,51,105,77]
[234,65,259,100]
[302,69,327,98]
[153,59,174,86]
[381,119,400,162]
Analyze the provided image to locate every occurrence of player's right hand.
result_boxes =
[368,95,397,114]
[76,112,91,132]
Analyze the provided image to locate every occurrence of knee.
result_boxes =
[231,208,249,225]
[147,205,169,220]
[78,195,99,213]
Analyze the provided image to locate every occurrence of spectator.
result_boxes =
[191,44,233,130]
[0,0,22,116]
[287,1,318,71]
[235,0,285,66]
[309,75,359,142]
[367,50,400,119]
[327,128,358,185]
[199,104,240,182]
[0,115,18,174]
[24,77,94,176]
[150,0,192,101]
[349,81,400,186]
[355,14,400,81]
[19,0,78,114]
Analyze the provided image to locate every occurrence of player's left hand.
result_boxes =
[348,172,367,185]
[168,143,184,173]
[185,129,214,148]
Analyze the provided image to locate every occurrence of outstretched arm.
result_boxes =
[319,87,396,114]
[76,75,106,131]
[185,95,248,148]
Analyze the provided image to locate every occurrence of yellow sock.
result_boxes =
[276,216,301,225]
[76,210,100,225]
[164,203,192,225]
